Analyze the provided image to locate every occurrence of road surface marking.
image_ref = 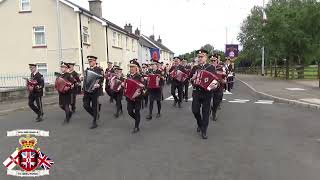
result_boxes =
[299,98,320,105]
[254,100,274,104]
[285,88,305,91]
[228,99,250,103]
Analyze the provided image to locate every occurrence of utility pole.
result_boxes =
[56,0,62,63]
[261,0,266,76]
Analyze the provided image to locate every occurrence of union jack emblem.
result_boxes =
[37,151,54,170]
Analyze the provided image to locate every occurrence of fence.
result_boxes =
[236,63,320,88]
[0,72,56,90]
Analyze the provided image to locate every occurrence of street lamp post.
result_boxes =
[56,0,62,62]
[261,0,267,76]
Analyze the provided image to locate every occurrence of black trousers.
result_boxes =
[127,99,141,128]
[28,94,43,116]
[192,89,212,133]
[227,76,234,91]
[83,92,99,122]
[211,90,224,117]
[59,92,72,119]
[71,91,77,111]
[183,81,189,100]
[171,82,183,103]
[114,92,123,114]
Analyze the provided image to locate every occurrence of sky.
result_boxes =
[70,0,266,55]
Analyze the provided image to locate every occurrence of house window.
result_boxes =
[112,31,117,46]
[82,26,90,44]
[117,34,122,47]
[33,26,46,46]
[36,63,48,82]
[131,39,135,52]
[126,37,129,50]
[20,0,31,11]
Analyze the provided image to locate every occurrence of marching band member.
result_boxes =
[182,59,192,102]
[56,62,74,124]
[169,57,187,108]
[126,60,144,133]
[110,66,125,118]
[27,63,44,122]
[68,62,81,113]
[105,62,115,103]
[225,58,234,92]
[141,63,149,109]
[209,54,226,121]
[83,55,104,129]
[189,50,218,139]
[146,61,164,120]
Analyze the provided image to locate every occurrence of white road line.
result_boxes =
[228,99,250,103]
[286,88,306,91]
[254,100,274,104]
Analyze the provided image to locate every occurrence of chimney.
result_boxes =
[124,23,133,33]
[135,28,140,36]
[157,35,162,44]
[89,0,102,17]
[149,35,155,40]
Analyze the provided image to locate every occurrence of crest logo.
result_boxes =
[3,129,54,177]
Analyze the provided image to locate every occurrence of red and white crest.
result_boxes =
[18,149,38,172]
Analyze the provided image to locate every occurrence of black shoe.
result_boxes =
[36,115,43,122]
[173,101,177,107]
[109,99,113,103]
[185,99,188,102]
[90,122,98,129]
[132,127,140,134]
[114,113,119,118]
[156,113,161,118]
[178,103,182,108]
[211,113,217,121]
[119,109,123,115]
[146,115,152,120]
[197,127,201,133]
[201,132,208,139]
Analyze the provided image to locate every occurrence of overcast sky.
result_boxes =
[71,0,266,55]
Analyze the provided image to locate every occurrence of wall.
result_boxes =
[0,0,80,75]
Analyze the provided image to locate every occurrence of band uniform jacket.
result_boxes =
[189,64,216,93]
[169,65,187,84]
[30,72,45,97]
[58,72,74,105]
[126,73,144,101]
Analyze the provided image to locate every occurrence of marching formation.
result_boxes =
[26,49,235,140]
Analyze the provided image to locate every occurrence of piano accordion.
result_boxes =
[124,79,144,101]
[147,74,161,89]
[110,76,123,92]
[193,70,220,91]
[55,77,72,93]
[170,70,188,82]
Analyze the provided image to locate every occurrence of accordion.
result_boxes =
[84,70,103,93]
[193,70,220,91]
[24,78,38,92]
[170,70,188,82]
[124,79,144,101]
[147,74,161,89]
[110,76,123,92]
[55,77,72,93]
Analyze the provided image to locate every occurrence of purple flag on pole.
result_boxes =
[225,44,239,58]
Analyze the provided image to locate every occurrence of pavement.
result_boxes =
[236,74,320,109]
[0,83,320,180]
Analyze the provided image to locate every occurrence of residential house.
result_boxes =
[0,0,139,84]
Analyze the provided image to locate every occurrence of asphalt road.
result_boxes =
[0,81,320,180]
